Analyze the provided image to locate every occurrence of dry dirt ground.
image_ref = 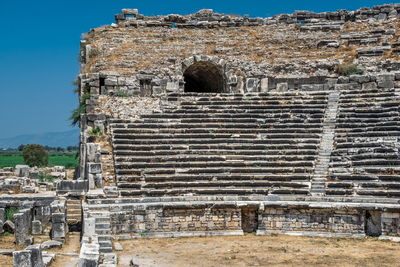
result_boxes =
[50,232,80,267]
[117,234,400,267]
[0,232,80,267]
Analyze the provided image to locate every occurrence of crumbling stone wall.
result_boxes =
[258,208,364,235]
[109,206,242,235]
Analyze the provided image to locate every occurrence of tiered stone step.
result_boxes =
[110,91,330,197]
[327,87,400,197]
[66,199,82,225]
[91,211,113,253]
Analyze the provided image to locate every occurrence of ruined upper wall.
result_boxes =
[78,4,400,97]
[114,5,400,27]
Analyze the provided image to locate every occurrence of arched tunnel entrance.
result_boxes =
[183,61,225,93]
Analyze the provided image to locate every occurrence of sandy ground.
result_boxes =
[0,235,17,267]
[0,232,80,267]
[50,232,80,267]
[117,234,400,267]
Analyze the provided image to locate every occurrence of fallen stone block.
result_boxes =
[26,245,44,267]
[15,165,30,177]
[78,243,100,267]
[51,223,66,241]
[32,220,42,235]
[13,250,31,267]
[114,242,123,251]
[0,249,14,255]
[41,240,63,250]
[14,211,31,246]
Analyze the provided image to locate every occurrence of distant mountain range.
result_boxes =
[0,129,79,149]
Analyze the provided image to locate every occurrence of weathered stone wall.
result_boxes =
[258,208,364,235]
[110,207,242,235]
[381,212,400,236]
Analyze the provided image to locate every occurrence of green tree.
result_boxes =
[22,144,48,167]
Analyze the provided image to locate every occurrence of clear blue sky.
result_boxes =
[0,0,391,139]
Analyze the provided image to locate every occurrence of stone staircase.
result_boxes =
[91,211,113,253]
[66,199,82,225]
[327,86,400,197]
[311,91,340,195]
[110,91,330,197]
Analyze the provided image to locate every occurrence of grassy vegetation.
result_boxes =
[5,208,19,221]
[0,151,78,169]
[38,172,54,182]
[336,63,364,76]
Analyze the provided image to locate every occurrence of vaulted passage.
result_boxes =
[184,61,224,93]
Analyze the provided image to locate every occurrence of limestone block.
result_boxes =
[0,208,4,223]
[0,220,3,234]
[14,211,31,246]
[376,74,395,88]
[52,213,66,224]
[15,165,30,177]
[88,174,96,190]
[166,81,179,92]
[94,174,103,188]
[349,75,370,83]
[260,78,269,92]
[335,83,361,90]
[13,250,32,267]
[78,243,100,267]
[152,86,164,96]
[378,13,387,20]
[41,240,62,250]
[88,163,102,174]
[362,81,377,90]
[114,242,123,251]
[276,82,288,91]
[105,77,118,86]
[51,223,66,240]
[26,245,44,267]
[86,144,99,162]
[245,78,259,92]
[32,220,42,235]
[388,9,398,18]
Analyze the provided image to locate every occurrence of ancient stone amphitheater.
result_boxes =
[73,5,400,265]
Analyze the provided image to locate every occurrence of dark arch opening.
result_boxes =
[184,61,224,93]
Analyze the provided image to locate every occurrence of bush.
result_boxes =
[88,127,102,136]
[114,90,131,97]
[23,144,48,167]
[69,93,92,126]
[89,48,100,58]
[5,208,19,221]
[336,63,364,76]
[38,172,54,182]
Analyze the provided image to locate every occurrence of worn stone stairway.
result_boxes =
[91,211,113,253]
[311,91,340,195]
[66,198,82,226]
[110,91,331,197]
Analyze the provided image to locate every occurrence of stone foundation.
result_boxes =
[86,197,400,239]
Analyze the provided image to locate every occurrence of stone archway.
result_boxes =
[183,61,225,93]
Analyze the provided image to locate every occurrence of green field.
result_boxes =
[0,152,79,169]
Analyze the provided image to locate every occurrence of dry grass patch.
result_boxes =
[117,234,400,267]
